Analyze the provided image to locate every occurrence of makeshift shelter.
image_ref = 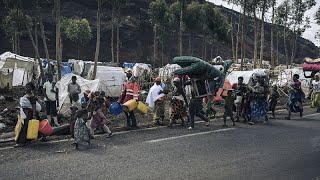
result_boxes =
[159,64,182,82]
[276,67,310,93]
[56,73,100,116]
[86,66,126,97]
[226,70,255,85]
[68,59,85,75]
[0,52,37,88]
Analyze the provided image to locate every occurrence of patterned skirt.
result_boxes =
[250,99,268,119]
[170,99,187,120]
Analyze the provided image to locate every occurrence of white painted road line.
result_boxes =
[303,113,320,117]
[146,128,236,143]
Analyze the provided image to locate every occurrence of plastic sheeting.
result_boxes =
[123,62,135,69]
[0,69,13,89]
[226,71,255,85]
[132,63,151,77]
[68,59,85,75]
[159,64,182,81]
[276,67,310,93]
[56,73,100,115]
[86,66,126,97]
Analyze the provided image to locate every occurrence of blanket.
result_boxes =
[146,83,165,108]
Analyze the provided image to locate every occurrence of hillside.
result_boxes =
[0,0,319,67]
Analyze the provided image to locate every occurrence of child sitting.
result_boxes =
[222,89,236,127]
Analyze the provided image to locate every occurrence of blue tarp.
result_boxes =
[123,62,135,69]
[41,59,72,76]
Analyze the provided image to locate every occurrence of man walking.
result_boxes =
[43,75,60,126]
[118,69,140,129]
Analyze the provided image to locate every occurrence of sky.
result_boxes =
[207,0,320,47]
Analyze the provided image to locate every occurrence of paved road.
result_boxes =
[0,107,320,180]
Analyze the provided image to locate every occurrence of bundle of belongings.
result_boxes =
[303,57,320,71]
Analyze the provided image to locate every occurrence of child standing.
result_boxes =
[269,85,280,118]
[222,89,236,127]
[69,106,78,139]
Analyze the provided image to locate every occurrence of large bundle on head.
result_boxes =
[303,57,320,72]
[172,56,232,98]
[132,63,152,80]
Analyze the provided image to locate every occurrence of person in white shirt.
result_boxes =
[43,75,60,126]
[311,73,320,112]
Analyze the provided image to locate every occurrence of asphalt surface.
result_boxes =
[0,107,320,180]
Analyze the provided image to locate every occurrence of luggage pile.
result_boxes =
[303,57,320,71]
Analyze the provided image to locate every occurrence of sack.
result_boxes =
[14,115,22,141]
[27,119,39,140]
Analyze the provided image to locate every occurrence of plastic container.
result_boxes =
[122,99,138,112]
[109,102,123,115]
[27,119,39,140]
[39,119,53,136]
[136,101,148,114]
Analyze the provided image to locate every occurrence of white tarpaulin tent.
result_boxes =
[159,64,182,81]
[0,52,37,88]
[68,59,85,75]
[226,71,255,85]
[56,73,100,115]
[226,69,268,85]
[276,67,310,92]
[132,63,151,77]
[86,66,126,97]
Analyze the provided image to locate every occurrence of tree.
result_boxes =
[2,8,26,54]
[276,0,290,68]
[185,2,202,55]
[61,18,92,59]
[270,0,276,69]
[25,15,44,77]
[316,6,320,24]
[149,0,168,67]
[289,0,315,66]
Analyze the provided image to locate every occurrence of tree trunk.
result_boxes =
[40,18,51,75]
[235,10,242,64]
[230,17,235,62]
[161,38,164,67]
[211,44,213,60]
[55,0,61,80]
[27,25,44,77]
[116,10,120,65]
[202,32,206,59]
[189,33,192,55]
[270,0,275,69]
[290,33,298,67]
[179,0,185,56]
[204,39,207,61]
[284,27,289,68]
[34,18,38,58]
[253,8,258,69]
[276,30,279,66]
[240,0,247,71]
[111,6,115,63]
[153,24,157,67]
[259,0,267,67]
[93,0,101,80]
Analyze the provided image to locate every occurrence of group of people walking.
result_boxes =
[14,67,320,148]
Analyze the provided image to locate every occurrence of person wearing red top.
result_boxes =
[118,69,140,128]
